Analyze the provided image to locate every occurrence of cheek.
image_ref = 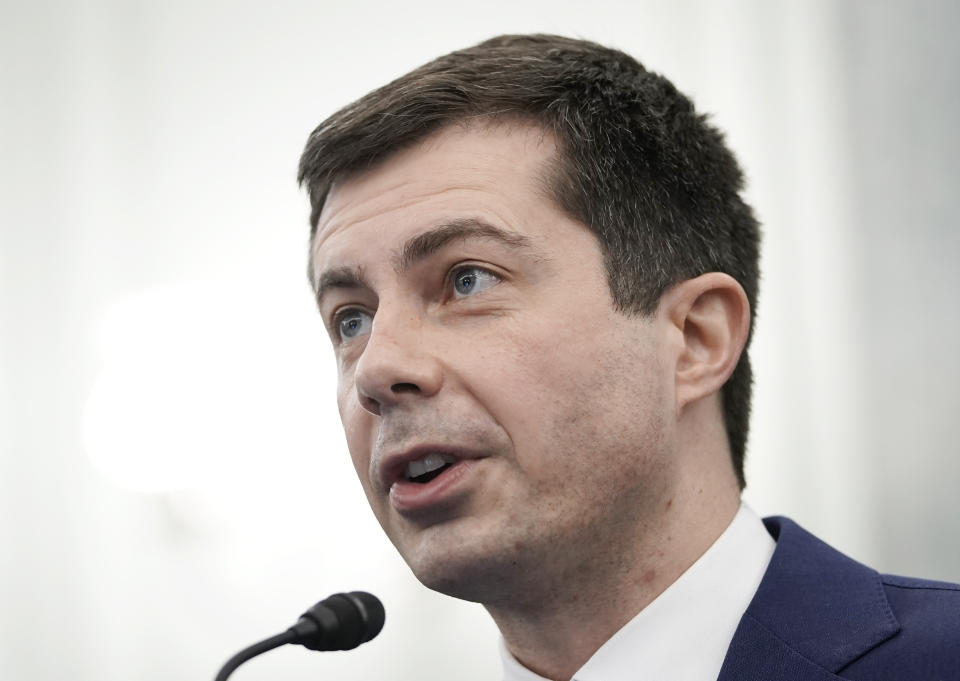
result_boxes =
[468,337,589,466]
[337,384,376,480]
[490,320,668,474]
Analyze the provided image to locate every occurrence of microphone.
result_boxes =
[214,591,385,681]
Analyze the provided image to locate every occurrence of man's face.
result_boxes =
[311,123,677,604]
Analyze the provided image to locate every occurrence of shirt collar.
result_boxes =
[500,502,775,681]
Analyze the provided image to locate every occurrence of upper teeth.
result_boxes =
[405,453,455,479]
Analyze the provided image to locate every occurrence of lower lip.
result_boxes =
[389,459,477,515]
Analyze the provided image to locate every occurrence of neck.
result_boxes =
[488,471,740,680]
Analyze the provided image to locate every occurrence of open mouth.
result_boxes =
[388,450,478,513]
[404,453,456,484]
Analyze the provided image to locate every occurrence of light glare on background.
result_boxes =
[82,280,339,494]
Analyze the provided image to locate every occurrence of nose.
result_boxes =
[352,309,443,416]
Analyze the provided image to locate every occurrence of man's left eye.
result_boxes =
[452,266,499,297]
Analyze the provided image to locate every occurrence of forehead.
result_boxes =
[311,122,560,275]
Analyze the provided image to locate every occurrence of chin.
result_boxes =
[410,558,514,604]
[399,529,527,604]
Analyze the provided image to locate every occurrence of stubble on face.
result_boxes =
[313,121,677,610]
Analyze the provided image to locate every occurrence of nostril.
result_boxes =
[360,394,382,416]
[390,382,419,394]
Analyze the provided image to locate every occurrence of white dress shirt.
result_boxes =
[500,503,776,681]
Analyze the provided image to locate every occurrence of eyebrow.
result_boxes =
[314,218,536,306]
[393,218,534,271]
[314,266,366,308]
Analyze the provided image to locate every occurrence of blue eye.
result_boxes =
[337,309,372,340]
[452,267,499,297]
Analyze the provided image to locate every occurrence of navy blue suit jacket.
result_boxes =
[717,517,960,680]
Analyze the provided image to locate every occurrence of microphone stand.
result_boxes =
[215,630,296,681]
[214,591,384,681]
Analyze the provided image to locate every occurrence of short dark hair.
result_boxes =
[298,34,760,488]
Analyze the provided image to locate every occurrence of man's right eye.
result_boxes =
[335,309,373,340]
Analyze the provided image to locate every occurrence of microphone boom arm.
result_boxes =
[214,630,296,681]
[213,591,384,681]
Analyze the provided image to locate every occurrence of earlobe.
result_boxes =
[663,273,751,412]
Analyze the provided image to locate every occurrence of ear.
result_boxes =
[660,273,751,412]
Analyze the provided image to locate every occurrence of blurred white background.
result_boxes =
[2,0,958,679]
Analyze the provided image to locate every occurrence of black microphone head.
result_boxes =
[343,591,385,643]
[294,591,385,651]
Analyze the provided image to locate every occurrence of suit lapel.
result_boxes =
[717,614,847,681]
[717,517,900,681]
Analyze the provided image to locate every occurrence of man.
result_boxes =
[298,34,960,681]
